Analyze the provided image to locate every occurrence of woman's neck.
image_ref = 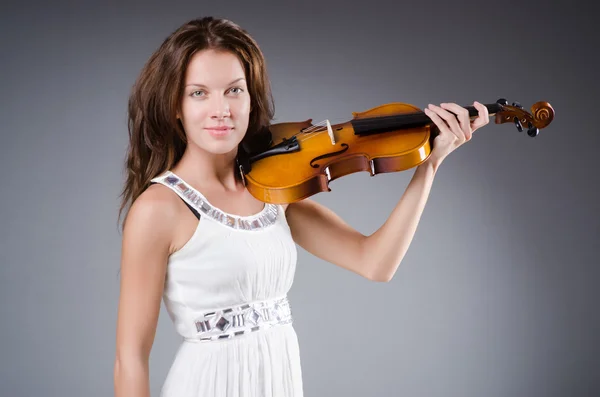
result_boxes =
[172,145,241,192]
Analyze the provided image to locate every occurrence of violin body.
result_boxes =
[239,99,554,204]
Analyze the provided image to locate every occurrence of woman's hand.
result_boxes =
[423,101,489,168]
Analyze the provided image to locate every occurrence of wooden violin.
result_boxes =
[237,98,555,204]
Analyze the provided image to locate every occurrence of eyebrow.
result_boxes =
[185,77,246,87]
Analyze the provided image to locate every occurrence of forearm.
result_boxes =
[114,357,151,397]
[362,161,439,281]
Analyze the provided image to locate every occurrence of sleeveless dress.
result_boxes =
[150,171,304,397]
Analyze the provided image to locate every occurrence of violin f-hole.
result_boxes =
[309,143,349,168]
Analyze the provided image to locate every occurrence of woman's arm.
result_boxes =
[285,102,489,282]
[286,161,437,281]
[114,186,179,397]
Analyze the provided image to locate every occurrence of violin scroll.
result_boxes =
[494,98,554,137]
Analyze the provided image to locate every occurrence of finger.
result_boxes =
[440,102,472,140]
[424,107,452,137]
[469,101,486,129]
[470,101,490,131]
[428,104,463,142]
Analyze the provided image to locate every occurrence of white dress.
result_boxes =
[150,171,304,397]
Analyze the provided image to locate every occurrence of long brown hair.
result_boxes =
[118,17,274,228]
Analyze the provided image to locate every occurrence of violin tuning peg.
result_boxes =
[527,122,539,137]
[514,117,523,132]
[527,126,539,137]
[512,101,523,109]
[496,98,509,105]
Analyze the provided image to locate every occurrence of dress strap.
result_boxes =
[149,181,200,220]
[150,171,279,231]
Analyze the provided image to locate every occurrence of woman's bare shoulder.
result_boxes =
[122,183,183,245]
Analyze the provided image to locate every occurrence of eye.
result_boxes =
[229,87,244,94]
[191,90,206,97]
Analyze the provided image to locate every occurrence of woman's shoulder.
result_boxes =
[123,183,184,240]
[135,182,181,213]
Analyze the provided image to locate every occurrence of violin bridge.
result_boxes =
[326,119,335,145]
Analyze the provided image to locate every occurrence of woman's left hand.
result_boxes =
[423,101,489,168]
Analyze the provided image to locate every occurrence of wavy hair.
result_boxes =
[118,17,274,227]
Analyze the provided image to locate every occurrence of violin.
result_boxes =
[237,98,555,204]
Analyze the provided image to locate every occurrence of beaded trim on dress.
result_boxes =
[151,171,279,231]
[191,296,293,342]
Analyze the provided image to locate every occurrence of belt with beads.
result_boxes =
[190,296,293,342]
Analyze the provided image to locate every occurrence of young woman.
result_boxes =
[113,16,489,397]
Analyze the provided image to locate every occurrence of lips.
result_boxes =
[205,126,233,130]
[205,126,233,137]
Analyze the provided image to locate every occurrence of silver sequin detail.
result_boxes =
[152,171,278,231]
[193,296,292,342]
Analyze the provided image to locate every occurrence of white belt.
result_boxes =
[191,296,292,342]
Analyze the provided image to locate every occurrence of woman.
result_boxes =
[113,16,489,397]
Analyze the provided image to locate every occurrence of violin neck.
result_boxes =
[351,103,503,136]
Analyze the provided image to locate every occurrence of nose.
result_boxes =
[211,96,231,119]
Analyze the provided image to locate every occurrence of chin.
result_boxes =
[197,139,241,156]
[187,128,246,156]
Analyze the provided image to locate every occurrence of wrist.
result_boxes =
[418,156,441,174]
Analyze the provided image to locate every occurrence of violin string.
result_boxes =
[295,121,331,144]
[299,120,329,133]
[293,115,409,145]
[281,119,334,144]
[283,111,430,146]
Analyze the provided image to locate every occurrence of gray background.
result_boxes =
[1,0,598,396]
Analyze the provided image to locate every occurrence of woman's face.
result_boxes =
[178,49,251,156]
